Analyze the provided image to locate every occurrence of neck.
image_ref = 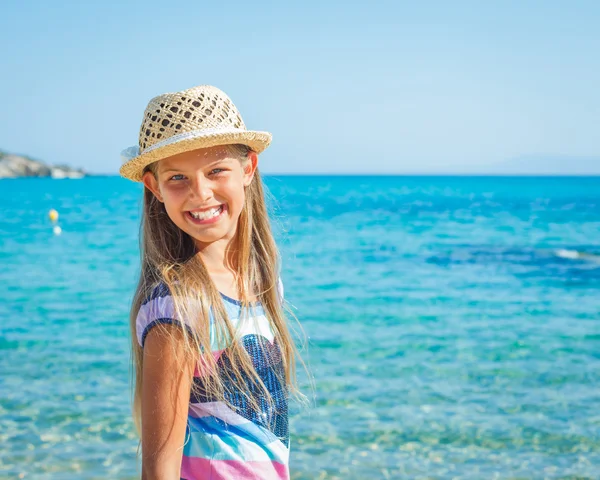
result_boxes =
[195,237,238,275]
[195,237,247,299]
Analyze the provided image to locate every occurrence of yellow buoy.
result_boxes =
[49,209,59,223]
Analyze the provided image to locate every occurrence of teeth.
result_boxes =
[190,205,222,220]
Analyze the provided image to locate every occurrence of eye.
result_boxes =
[210,168,226,176]
[169,174,186,181]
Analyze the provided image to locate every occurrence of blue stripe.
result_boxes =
[187,414,283,452]
[141,282,171,306]
[141,318,196,347]
[184,421,286,462]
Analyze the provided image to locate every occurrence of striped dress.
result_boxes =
[135,280,289,480]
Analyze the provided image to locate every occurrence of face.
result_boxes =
[142,145,257,249]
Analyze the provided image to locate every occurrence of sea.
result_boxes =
[1,175,599,479]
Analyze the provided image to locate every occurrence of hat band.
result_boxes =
[120,146,140,164]
[120,127,248,166]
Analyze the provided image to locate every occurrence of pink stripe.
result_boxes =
[193,350,224,377]
[180,456,288,480]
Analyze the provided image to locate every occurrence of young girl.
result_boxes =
[120,85,301,479]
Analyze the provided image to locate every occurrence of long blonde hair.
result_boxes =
[129,144,303,435]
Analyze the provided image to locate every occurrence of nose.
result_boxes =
[189,176,213,203]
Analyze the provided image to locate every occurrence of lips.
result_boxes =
[189,205,223,219]
[185,204,227,225]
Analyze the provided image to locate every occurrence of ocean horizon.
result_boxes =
[1,174,599,478]
[14,173,600,178]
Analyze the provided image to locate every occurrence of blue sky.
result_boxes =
[1,0,598,174]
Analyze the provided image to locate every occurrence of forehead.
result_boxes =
[158,146,238,172]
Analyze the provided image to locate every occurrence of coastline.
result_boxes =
[0,151,86,179]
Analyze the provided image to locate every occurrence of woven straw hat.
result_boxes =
[119,85,272,181]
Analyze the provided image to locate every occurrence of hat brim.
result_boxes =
[119,129,272,182]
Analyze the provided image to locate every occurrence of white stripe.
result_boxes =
[120,145,140,164]
[145,127,249,153]
[235,313,275,343]
[189,401,250,425]
[277,276,284,302]
[136,294,188,347]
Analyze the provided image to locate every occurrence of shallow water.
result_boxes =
[1,175,599,479]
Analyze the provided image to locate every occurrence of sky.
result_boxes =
[0,0,598,175]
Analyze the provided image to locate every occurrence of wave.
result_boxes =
[554,248,600,263]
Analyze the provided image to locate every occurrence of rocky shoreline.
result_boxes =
[0,151,86,179]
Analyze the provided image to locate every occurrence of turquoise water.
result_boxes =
[1,175,599,479]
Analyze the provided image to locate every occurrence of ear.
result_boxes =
[242,151,258,187]
[142,170,164,203]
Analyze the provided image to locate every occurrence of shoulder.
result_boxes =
[135,282,190,348]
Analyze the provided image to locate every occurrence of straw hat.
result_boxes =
[119,85,272,181]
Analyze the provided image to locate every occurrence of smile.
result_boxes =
[186,204,226,225]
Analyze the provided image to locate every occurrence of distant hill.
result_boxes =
[0,150,86,179]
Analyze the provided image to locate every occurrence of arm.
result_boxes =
[141,325,194,480]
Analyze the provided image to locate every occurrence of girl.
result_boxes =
[120,85,301,480]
